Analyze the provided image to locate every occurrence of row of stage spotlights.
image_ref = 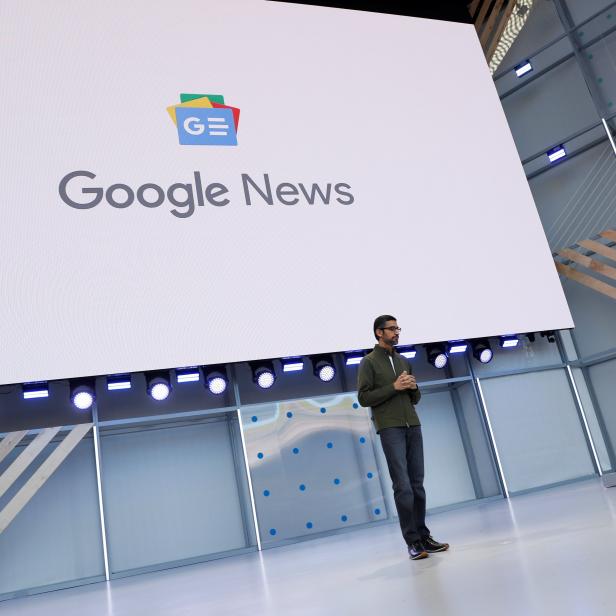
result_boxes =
[20,332,555,408]
[255,356,336,389]
[21,355,342,407]
[251,332,555,382]
[21,366,230,409]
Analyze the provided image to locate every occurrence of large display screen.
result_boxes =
[0,0,573,385]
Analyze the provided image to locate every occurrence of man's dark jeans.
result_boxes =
[379,425,429,545]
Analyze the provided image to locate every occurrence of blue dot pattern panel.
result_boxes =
[239,395,386,546]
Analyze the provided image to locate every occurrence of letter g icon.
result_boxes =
[183,117,205,136]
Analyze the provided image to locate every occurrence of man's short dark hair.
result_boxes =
[373,314,396,340]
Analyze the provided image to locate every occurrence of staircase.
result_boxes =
[554,229,616,300]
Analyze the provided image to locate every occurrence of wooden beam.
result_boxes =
[559,248,616,281]
[599,229,616,242]
[480,0,506,48]
[475,0,492,33]
[0,423,92,535]
[469,0,482,19]
[486,0,517,61]
[0,427,61,499]
[556,262,616,300]
[0,431,28,465]
[578,239,616,263]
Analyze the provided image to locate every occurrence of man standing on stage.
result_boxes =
[357,315,449,560]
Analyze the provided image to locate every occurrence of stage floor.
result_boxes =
[2,478,616,615]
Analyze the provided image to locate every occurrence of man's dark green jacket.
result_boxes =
[357,344,421,433]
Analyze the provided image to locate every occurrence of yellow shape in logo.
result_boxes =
[166,96,213,126]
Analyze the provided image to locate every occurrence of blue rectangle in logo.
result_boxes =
[175,107,237,146]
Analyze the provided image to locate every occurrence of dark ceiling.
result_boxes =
[267,1,473,24]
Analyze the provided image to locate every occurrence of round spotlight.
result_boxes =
[426,344,448,369]
[256,369,275,389]
[472,339,493,364]
[479,348,493,363]
[250,362,277,390]
[73,390,94,410]
[146,372,172,401]
[150,382,170,401]
[208,376,228,395]
[70,382,95,410]
[312,356,336,382]
[317,363,336,382]
[433,353,448,369]
[203,366,228,395]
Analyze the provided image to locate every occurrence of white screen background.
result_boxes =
[0,0,573,385]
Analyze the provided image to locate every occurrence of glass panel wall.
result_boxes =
[478,369,595,493]
[240,386,501,548]
[0,435,105,600]
[240,394,386,545]
[587,358,616,471]
[99,414,252,575]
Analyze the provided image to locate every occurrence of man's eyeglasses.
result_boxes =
[381,326,401,334]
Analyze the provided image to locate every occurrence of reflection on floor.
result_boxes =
[2,479,616,616]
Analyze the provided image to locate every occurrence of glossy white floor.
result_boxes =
[2,478,616,616]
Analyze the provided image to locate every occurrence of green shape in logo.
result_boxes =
[180,93,225,104]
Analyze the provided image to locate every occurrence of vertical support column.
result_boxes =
[565,366,603,475]
[558,330,616,471]
[467,359,509,498]
[554,332,604,475]
[601,118,616,157]
[580,362,616,472]
[474,377,509,498]
[226,413,253,549]
[91,403,110,581]
[231,365,262,551]
[235,410,262,551]
[446,364,483,499]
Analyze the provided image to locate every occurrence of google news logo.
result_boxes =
[57,92,355,217]
[167,93,240,146]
